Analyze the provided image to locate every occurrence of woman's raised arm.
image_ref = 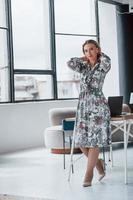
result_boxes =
[67,57,87,73]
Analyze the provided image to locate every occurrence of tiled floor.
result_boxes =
[0,194,52,200]
[0,146,133,200]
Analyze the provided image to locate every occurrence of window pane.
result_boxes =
[54,0,96,35]
[58,80,80,99]
[12,0,51,70]
[0,29,8,66]
[0,29,9,102]
[56,35,97,98]
[14,75,53,101]
[0,0,7,27]
[98,1,120,97]
[0,67,9,102]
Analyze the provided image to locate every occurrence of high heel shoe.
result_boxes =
[83,173,93,187]
[98,159,105,181]
[82,181,92,187]
[98,173,105,181]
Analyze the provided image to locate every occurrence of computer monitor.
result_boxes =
[108,96,123,117]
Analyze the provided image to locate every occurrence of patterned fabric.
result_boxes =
[67,53,111,147]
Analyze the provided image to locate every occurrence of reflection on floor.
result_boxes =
[0,146,133,200]
[0,194,53,200]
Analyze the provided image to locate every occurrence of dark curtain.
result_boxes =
[116,5,133,105]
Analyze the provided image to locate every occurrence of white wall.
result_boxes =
[0,100,77,154]
[98,1,120,97]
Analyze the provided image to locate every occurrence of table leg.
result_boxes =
[124,120,128,184]
[126,121,131,148]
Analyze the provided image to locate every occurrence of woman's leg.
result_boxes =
[83,147,100,185]
[81,147,105,175]
[81,147,99,186]
[96,158,105,176]
[80,147,89,157]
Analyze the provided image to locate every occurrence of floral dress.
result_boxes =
[67,53,111,147]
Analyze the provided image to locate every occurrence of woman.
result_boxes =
[67,40,111,187]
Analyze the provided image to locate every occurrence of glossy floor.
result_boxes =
[0,147,133,200]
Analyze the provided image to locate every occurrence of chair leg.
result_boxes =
[69,136,74,173]
[108,147,111,162]
[63,131,66,169]
[110,144,113,167]
[102,146,106,171]
[68,127,76,181]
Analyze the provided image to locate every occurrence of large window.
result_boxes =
[0,0,121,103]
[54,0,97,98]
[0,0,10,102]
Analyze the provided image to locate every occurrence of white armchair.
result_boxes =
[44,107,81,154]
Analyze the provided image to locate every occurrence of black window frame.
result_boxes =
[0,0,123,104]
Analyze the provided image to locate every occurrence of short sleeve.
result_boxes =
[67,57,86,73]
[99,53,111,73]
